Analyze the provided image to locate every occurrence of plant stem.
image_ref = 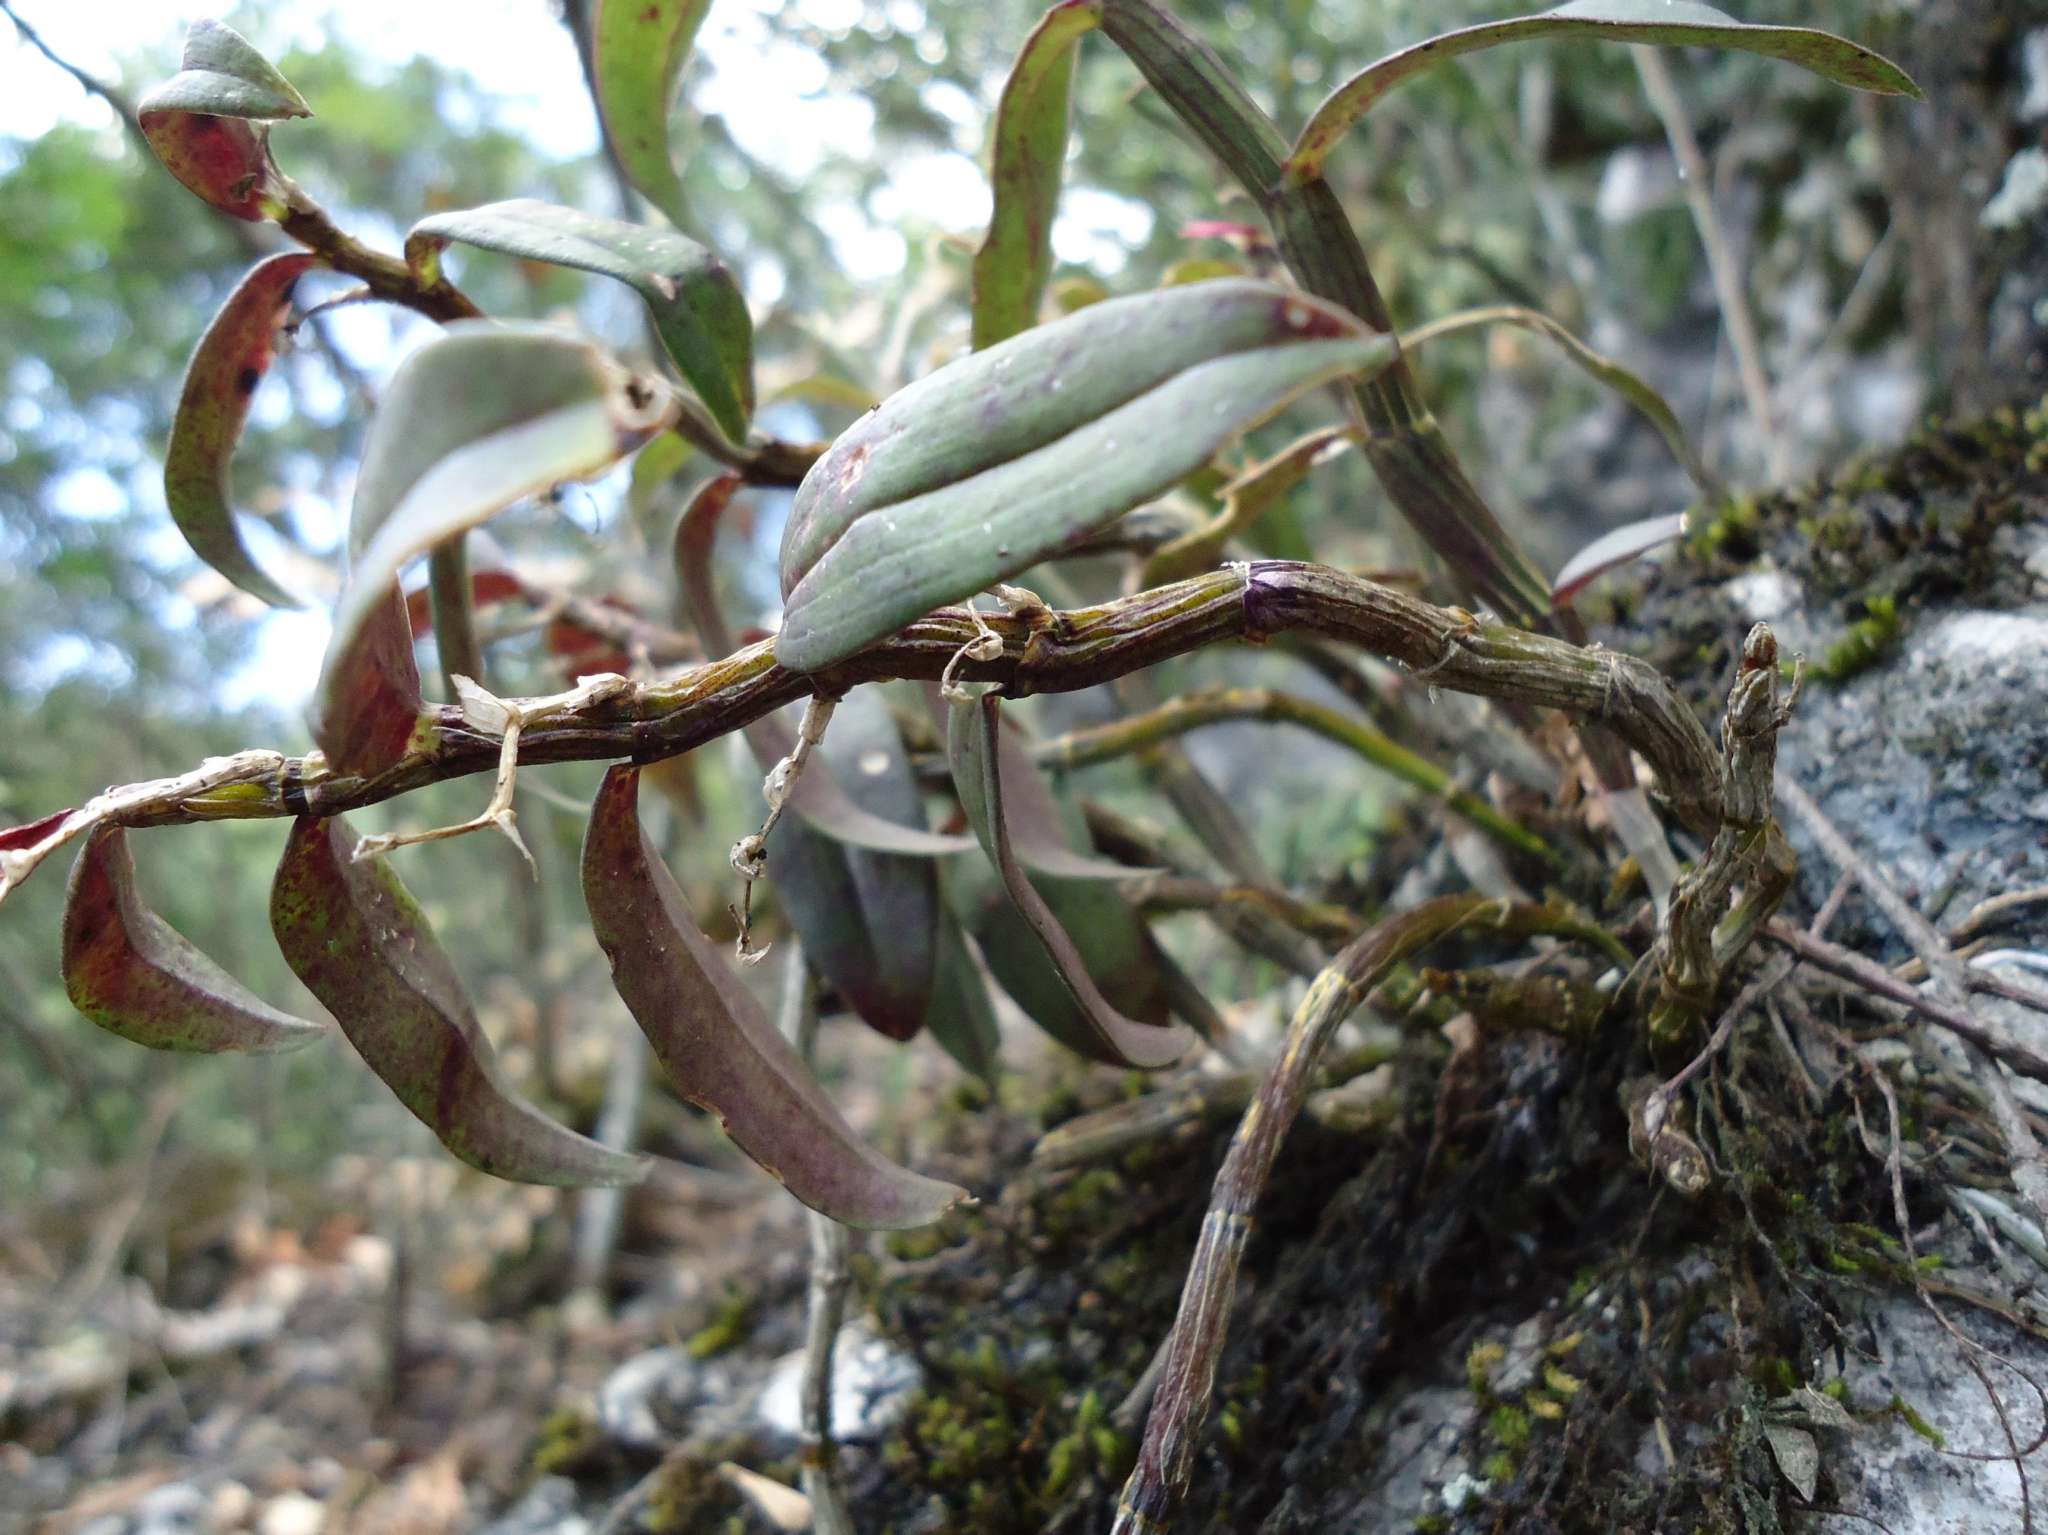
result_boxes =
[1036,684,1553,865]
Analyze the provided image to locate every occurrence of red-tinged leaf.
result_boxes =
[972,0,1102,350]
[593,0,711,227]
[314,323,669,775]
[581,765,968,1228]
[1552,512,1693,610]
[544,600,636,678]
[674,474,975,859]
[405,569,525,638]
[312,582,424,780]
[1288,2,1921,182]
[137,20,309,221]
[163,254,319,608]
[947,693,1189,1070]
[271,816,649,1188]
[63,826,325,1055]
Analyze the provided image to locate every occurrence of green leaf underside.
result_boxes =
[1401,305,1717,497]
[163,253,319,607]
[1289,1,1922,179]
[593,0,711,226]
[409,198,752,442]
[63,826,325,1054]
[947,693,1189,1069]
[138,20,308,220]
[315,323,663,776]
[778,284,1393,673]
[924,913,1002,1085]
[581,765,967,1228]
[971,0,1101,350]
[271,816,648,1187]
[766,689,943,1040]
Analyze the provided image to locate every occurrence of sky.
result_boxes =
[3,0,1153,709]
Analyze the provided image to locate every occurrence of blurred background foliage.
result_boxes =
[0,0,2011,1218]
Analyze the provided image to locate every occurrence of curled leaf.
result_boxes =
[593,0,711,226]
[582,765,968,1228]
[972,0,1102,349]
[271,816,648,1187]
[138,19,309,220]
[314,323,670,775]
[408,199,752,443]
[63,826,324,1054]
[1552,512,1692,610]
[947,693,1189,1069]
[1401,306,1718,497]
[1289,1,1921,181]
[163,254,320,608]
[775,278,1396,673]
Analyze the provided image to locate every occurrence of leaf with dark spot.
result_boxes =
[581,765,967,1228]
[593,0,711,227]
[64,826,325,1054]
[271,816,648,1187]
[163,253,320,608]
[946,693,1189,1070]
[138,20,309,221]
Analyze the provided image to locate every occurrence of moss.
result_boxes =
[528,1405,601,1475]
[685,1284,758,1359]
[1466,1340,1507,1396]
[1488,1403,1533,1452]
[1888,1393,1947,1449]
[1811,594,1901,683]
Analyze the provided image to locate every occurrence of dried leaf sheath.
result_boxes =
[581,765,968,1228]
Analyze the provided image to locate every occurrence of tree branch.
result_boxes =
[0,561,1728,902]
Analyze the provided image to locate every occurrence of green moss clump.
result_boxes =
[1812,594,1901,683]
[529,1405,601,1475]
[685,1285,758,1359]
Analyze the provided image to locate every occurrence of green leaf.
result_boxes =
[777,278,1394,673]
[1552,512,1691,609]
[63,826,325,1054]
[313,322,669,776]
[408,199,753,442]
[1400,305,1719,498]
[593,0,711,227]
[163,253,319,608]
[581,765,968,1228]
[972,0,1101,349]
[1288,1,1922,181]
[137,19,310,221]
[271,816,650,1187]
[946,692,1189,1070]
[765,690,942,1041]
[924,914,1002,1087]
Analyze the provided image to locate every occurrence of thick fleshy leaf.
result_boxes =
[1552,512,1691,609]
[271,816,649,1187]
[581,765,968,1228]
[408,200,753,443]
[317,583,425,782]
[137,20,310,221]
[1402,305,1717,497]
[313,323,669,775]
[972,0,1101,350]
[673,474,977,858]
[592,0,710,226]
[765,690,942,1040]
[1288,1,1921,180]
[163,254,319,608]
[63,826,324,1054]
[775,279,1395,673]
[946,693,1189,1069]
